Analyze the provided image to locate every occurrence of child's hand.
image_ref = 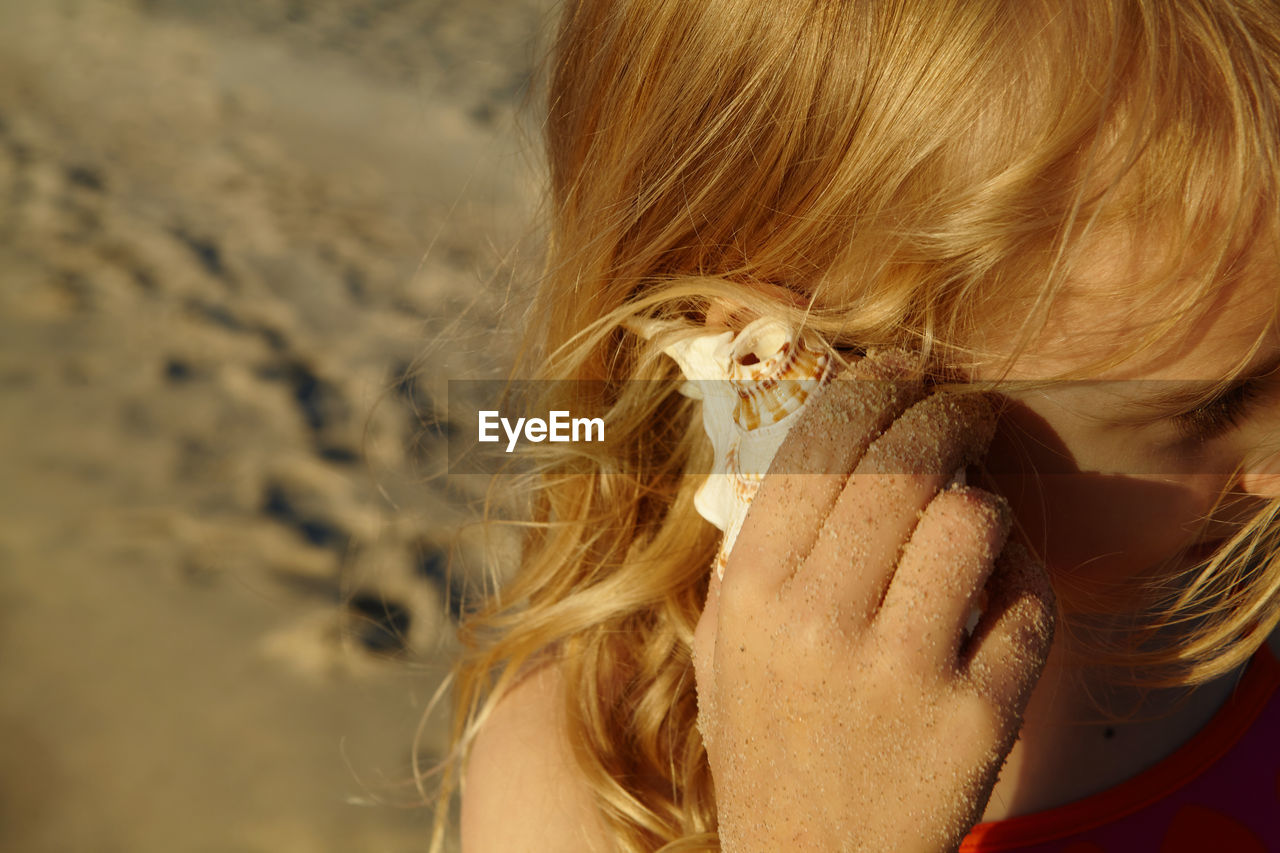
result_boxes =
[691,351,1055,852]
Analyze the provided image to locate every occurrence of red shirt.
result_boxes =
[960,646,1280,852]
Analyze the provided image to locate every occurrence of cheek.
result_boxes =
[1002,474,1215,583]
[980,399,1227,612]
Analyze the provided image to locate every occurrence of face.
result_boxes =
[967,238,1280,615]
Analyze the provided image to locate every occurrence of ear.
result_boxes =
[623,296,752,340]
[705,280,812,331]
[705,300,735,328]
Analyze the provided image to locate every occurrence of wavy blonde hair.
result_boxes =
[429,0,1280,849]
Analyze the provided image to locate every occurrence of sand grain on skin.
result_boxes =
[705,373,1051,850]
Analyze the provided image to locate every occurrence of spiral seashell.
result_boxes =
[657,317,836,580]
[711,547,729,583]
[724,445,763,503]
[655,320,972,582]
[728,321,833,431]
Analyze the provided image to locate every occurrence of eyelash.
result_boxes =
[1173,382,1260,440]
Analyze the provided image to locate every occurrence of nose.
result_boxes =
[1238,446,1280,498]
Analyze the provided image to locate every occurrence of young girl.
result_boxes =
[437,0,1280,849]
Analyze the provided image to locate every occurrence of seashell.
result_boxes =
[657,318,972,582]
[661,317,834,580]
[727,322,833,431]
[725,446,763,505]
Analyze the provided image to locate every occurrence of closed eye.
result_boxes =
[1172,381,1261,441]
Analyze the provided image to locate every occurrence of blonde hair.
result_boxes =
[431,1,1280,849]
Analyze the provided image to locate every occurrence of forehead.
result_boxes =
[984,232,1280,383]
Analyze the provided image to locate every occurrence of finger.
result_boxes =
[799,391,998,621]
[691,560,723,746]
[962,540,1056,711]
[692,558,722,689]
[725,349,926,597]
[874,486,1012,670]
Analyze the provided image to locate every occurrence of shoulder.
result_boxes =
[460,663,612,853]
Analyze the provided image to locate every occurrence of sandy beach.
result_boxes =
[0,1,545,849]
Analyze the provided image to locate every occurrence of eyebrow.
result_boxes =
[1112,349,1280,422]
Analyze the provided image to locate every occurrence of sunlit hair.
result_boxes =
[429,0,1280,848]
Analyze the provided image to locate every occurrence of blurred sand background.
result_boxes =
[0,1,548,849]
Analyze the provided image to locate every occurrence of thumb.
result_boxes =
[692,555,725,750]
[692,555,723,690]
